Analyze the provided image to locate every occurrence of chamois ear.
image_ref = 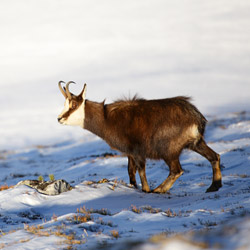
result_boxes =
[79,83,87,99]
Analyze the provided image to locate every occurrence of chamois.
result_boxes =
[58,81,222,193]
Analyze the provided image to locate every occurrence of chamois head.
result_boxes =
[57,81,87,127]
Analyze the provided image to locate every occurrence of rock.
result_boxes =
[17,179,73,195]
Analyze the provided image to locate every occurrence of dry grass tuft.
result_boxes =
[77,205,111,216]
[24,223,86,247]
[131,205,142,214]
[0,184,14,191]
[110,230,119,239]
[24,224,50,237]
[164,208,178,218]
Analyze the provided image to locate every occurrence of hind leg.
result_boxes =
[192,138,222,192]
[128,156,137,188]
[153,158,184,193]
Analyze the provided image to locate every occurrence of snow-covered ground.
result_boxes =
[1,0,250,249]
[0,111,250,249]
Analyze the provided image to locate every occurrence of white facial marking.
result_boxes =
[58,99,85,128]
[58,99,70,119]
[58,83,87,128]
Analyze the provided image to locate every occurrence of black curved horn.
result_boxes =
[65,81,76,99]
[58,81,67,98]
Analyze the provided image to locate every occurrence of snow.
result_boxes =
[1,113,250,249]
[1,0,250,249]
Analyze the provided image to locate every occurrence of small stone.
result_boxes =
[16,179,73,195]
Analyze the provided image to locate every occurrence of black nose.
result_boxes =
[58,117,62,122]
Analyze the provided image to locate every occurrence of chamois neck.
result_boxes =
[84,100,106,138]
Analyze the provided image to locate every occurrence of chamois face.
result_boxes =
[57,82,86,128]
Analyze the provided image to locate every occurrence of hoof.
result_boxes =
[129,182,137,189]
[152,190,161,194]
[142,188,151,193]
[206,180,222,193]
[128,184,138,189]
[152,187,166,194]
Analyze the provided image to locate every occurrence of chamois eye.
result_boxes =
[69,101,77,109]
[72,102,77,109]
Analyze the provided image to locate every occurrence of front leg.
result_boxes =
[128,155,150,193]
[128,156,137,188]
[134,157,150,193]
